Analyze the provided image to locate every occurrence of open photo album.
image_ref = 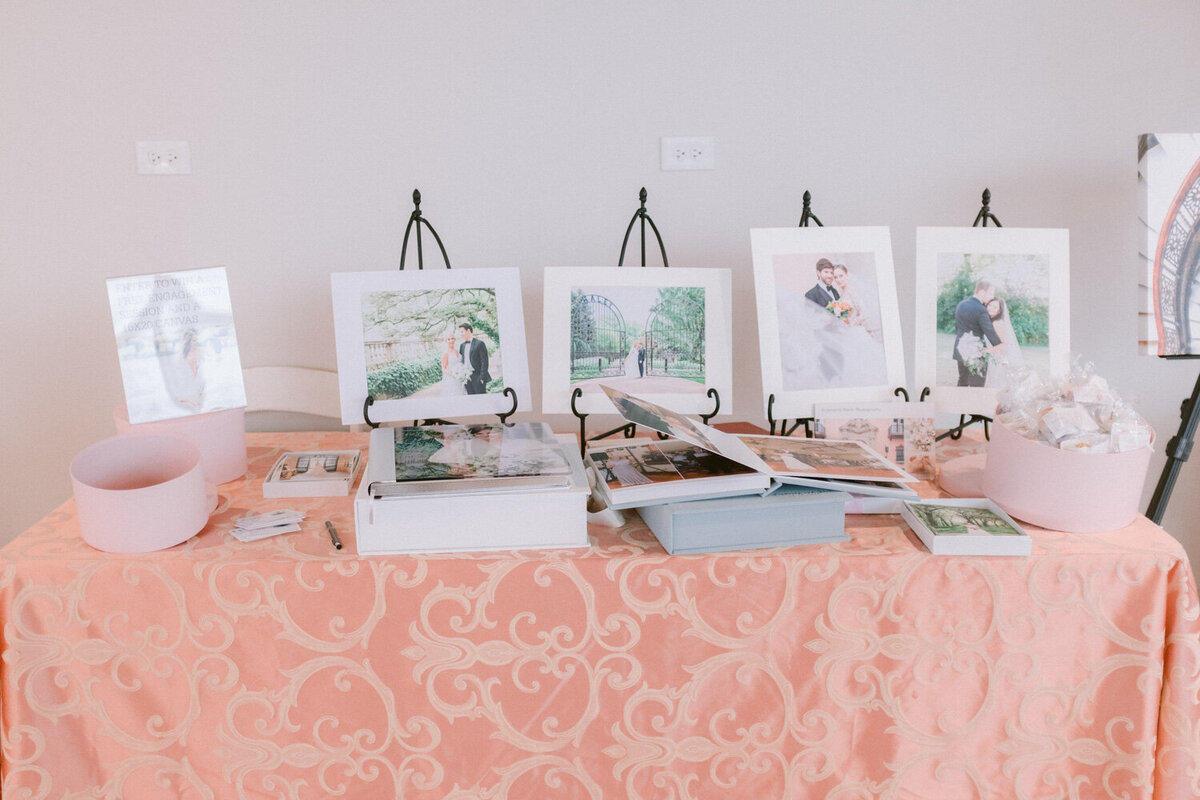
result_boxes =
[588,386,917,507]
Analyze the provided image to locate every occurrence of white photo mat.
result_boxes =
[751,227,906,419]
[331,268,532,425]
[914,227,1070,417]
[542,267,733,416]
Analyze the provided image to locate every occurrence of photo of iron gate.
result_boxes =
[570,293,629,378]
[644,301,704,380]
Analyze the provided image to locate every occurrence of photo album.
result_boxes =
[364,422,573,498]
[589,386,917,509]
[900,498,1031,556]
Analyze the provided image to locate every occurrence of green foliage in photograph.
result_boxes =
[570,290,596,354]
[935,256,1049,346]
[363,287,500,349]
[650,286,705,363]
[366,356,443,399]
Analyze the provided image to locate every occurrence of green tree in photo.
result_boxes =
[362,288,500,351]
[935,255,1048,346]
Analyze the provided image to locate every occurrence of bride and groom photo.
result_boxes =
[774,252,889,391]
[358,286,504,402]
[933,250,1049,390]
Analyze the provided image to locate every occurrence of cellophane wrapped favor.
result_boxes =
[992,358,1153,454]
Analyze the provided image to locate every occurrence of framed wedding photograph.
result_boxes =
[542,266,733,416]
[331,268,532,424]
[751,227,906,419]
[914,227,1070,416]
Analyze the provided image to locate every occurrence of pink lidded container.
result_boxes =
[982,421,1154,533]
[114,404,246,484]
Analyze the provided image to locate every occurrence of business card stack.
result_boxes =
[231,509,306,542]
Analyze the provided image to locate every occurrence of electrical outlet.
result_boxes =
[661,136,715,171]
[136,141,191,175]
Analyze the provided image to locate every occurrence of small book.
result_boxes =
[366,422,572,498]
[900,498,1032,556]
[586,438,771,510]
[263,450,361,498]
[637,484,850,555]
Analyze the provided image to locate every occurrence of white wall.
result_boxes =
[4,1,1200,564]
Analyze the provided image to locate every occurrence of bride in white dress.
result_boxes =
[776,266,887,392]
[439,335,467,396]
[984,297,1023,388]
[622,340,643,379]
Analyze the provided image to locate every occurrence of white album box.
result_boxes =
[353,436,590,556]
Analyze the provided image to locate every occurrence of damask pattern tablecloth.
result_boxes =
[2,432,1198,799]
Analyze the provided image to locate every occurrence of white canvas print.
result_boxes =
[106,266,247,424]
[751,227,906,419]
[1138,133,1200,356]
[542,267,732,416]
[914,227,1070,416]
[331,268,531,425]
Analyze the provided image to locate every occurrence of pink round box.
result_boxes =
[982,421,1154,533]
[114,404,247,485]
[71,433,216,553]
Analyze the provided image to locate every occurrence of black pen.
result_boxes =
[324,520,343,550]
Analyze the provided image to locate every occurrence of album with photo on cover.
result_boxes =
[365,422,572,498]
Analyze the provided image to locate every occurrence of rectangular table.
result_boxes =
[2,431,1198,799]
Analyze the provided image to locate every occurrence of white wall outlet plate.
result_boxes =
[136,141,191,175]
[661,136,715,171]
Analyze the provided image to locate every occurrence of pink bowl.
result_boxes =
[982,421,1154,533]
[70,434,216,553]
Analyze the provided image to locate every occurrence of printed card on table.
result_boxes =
[813,400,937,479]
[106,266,247,424]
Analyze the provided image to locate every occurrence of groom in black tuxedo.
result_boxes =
[457,323,491,394]
[804,258,841,307]
[953,281,1001,387]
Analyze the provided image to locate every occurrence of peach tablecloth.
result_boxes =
[2,432,1198,799]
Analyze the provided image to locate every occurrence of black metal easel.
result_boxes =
[570,188,721,456]
[766,191,823,438]
[928,188,1001,442]
[1146,367,1200,523]
[361,189,519,429]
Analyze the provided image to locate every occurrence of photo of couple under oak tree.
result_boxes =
[569,285,706,395]
[936,252,1049,388]
[360,287,504,400]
